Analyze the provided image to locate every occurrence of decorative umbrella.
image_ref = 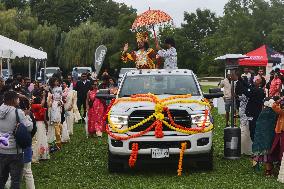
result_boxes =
[132,8,173,48]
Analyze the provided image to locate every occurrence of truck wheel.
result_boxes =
[108,150,124,173]
[196,147,214,171]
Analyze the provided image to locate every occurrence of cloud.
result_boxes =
[114,0,229,26]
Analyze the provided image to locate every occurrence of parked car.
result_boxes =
[107,69,221,173]
[73,67,92,78]
[37,67,61,81]
[1,69,12,80]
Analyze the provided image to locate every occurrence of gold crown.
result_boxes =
[136,32,149,42]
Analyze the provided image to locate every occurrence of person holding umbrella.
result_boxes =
[157,37,178,69]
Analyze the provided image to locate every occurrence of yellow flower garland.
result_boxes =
[108,94,213,134]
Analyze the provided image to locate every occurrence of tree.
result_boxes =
[160,9,219,74]
[0,0,27,9]
[58,21,116,70]
[30,0,136,31]
[32,23,60,66]
[30,0,90,32]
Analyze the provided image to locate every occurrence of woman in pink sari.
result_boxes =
[269,72,282,97]
[86,80,106,137]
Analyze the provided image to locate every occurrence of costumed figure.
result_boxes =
[121,32,157,69]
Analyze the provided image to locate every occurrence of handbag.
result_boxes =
[13,109,32,149]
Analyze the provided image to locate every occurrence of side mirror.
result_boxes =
[96,89,116,100]
[203,93,224,99]
[203,88,224,99]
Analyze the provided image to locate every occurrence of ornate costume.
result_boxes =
[121,32,157,69]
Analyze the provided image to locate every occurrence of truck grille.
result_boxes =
[128,110,191,132]
[129,141,191,150]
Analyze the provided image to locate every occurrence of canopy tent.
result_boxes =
[0,49,15,59]
[0,35,47,59]
[0,35,47,80]
[239,45,282,66]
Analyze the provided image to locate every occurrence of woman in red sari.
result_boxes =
[86,80,106,137]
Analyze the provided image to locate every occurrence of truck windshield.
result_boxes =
[119,75,200,97]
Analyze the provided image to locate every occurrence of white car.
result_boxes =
[73,67,92,78]
[1,69,12,80]
[107,69,216,172]
[38,67,61,80]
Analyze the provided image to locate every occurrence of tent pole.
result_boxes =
[0,58,2,78]
[44,61,46,84]
[7,59,10,77]
[28,58,31,79]
[35,60,38,81]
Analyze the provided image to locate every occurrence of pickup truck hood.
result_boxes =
[110,95,206,115]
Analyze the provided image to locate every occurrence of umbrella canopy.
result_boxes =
[131,9,173,31]
[239,45,282,66]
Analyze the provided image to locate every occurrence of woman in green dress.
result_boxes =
[252,98,278,176]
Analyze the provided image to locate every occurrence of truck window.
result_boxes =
[119,75,200,97]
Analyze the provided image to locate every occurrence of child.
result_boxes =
[252,98,277,176]
[31,90,50,160]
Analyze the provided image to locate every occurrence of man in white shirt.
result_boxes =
[157,38,177,69]
[219,73,232,127]
[241,67,251,80]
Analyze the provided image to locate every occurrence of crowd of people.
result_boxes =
[0,70,118,188]
[220,67,284,181]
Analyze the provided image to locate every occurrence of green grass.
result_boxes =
[31,87,284,189]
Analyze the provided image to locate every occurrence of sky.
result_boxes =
[114,0,229,26]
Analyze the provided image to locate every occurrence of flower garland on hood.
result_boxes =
[105,93,213,174]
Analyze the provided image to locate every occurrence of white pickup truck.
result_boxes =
[107,69,217,172]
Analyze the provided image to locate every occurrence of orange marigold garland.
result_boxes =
[154,120,164,138]
[129,143,139,168]
[177,142,188,176]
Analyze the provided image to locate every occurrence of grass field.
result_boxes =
[31,87,284,189]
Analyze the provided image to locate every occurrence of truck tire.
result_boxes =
[108,149,124,173]
[196,147,214,171]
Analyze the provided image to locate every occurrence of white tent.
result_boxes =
[0,35,47,79]
[0,35,47,59]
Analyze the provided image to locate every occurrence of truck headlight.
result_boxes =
[191,114,211,127]
[109,115,128,129]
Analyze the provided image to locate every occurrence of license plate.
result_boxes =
[151,149,169,159]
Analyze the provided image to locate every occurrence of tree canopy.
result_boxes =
[0,0,283,76]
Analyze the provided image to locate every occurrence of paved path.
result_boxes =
[200,81,219,86]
